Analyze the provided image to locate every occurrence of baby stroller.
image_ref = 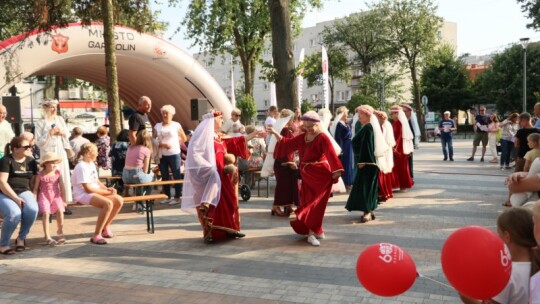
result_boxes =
[238,157,251,201]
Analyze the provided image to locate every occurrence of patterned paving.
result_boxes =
[0,139,507,303]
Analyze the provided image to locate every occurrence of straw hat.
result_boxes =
[40,152,62,164]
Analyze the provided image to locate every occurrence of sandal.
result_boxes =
[45,238,57,247]
[102,228,114,238]
[502,201,512,207]
[14,239,26,252]
[0,248,15,255]
[56,234,66,245]
[90,235,107,245]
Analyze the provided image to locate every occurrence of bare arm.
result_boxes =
[178,127,187,145]
[81,182,116,196]
[32,175,40,196]
[0,172,24,206]
[128,130,137,145]
[143,156,150,173]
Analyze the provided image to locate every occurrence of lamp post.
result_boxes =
[520,37,530,113]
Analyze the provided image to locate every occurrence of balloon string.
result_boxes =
[417,273,454,289]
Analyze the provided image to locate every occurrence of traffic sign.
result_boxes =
[421,95,428,106]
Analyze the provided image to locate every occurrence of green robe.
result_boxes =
[345,123,379,212]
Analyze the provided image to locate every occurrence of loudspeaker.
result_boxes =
[190,98,210,121]
[2,96,21,124]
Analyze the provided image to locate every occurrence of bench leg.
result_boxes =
[266,178,269,198]
[146,200,155,234]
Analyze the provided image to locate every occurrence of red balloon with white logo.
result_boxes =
[356,243,417,297]
[441,226,512,299]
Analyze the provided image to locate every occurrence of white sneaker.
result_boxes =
[158,199,172,204]
[307,234,320,246]
[168,198,181,206]
[315,232,325,239]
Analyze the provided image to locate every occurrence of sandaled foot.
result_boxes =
[90,235,107,245]
[45,238,57,247]
[14,238,26,252]
[0,248,15,255]
[102,228,114,238]
[56,234,66,244]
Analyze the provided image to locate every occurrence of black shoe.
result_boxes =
[204,237,215,244]
[480,157,484,162]
[359,216,371,223]
[443,157,448,161]
[467,157,474,161]
[227,232,246,239]
[64,208,73,215]
[450,158,454,161]
[371,213,376,220]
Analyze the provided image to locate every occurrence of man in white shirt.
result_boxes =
[0,105,15,158]
[221,108,244,136]
[264,105,279,145]
[69,127,90,157]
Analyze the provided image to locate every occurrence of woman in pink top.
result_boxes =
[122,130,153,185]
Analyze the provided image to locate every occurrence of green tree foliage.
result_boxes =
[301,47,351,110]
[516,0,540,29]
[420,44,474,114]
[347,92,378,114]
[323,10,391,76]
[474,42,540,114]
[300,99,314,113]
[371,0,443,141]
[236,94,258,125]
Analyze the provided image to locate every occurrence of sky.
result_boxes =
[155,0,540,56]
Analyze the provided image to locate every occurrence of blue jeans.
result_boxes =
[159,154,182,199]
[440,134,453,159]
[500,139,514,167]
[122,168,154,195]
[0,191,38,246]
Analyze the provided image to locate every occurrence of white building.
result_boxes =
[195,15,457,117]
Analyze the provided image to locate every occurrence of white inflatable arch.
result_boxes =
[0,23,232,129]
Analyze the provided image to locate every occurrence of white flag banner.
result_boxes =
[230,56,236,107]
[321,46,329,109]
[270,59,277,107]
[297,48,305,109]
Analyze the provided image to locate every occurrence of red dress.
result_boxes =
[206,136,249,240]
[274,132,343,235]
[391,121,414,190]
[273,128,300,207]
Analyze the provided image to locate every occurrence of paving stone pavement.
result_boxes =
[0,139,508,303]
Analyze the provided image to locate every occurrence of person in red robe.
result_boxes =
[268,111,343,247]
[390,105,414,190]
[182,111,264,244]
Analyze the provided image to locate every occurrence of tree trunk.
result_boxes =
[101,0,121,139]
[329,76,335,112]
[410,64,426,142]
[238,54,254,96]
[268,0,298,110]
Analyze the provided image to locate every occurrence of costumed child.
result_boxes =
[33,152,66,246]
[459,207,539,303]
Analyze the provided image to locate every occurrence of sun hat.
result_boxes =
[39,152,62,164]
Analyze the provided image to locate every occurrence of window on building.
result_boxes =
[310,39,315,47]
[346,90,351,101]
[264,83,269,90]
[264,100,268,107]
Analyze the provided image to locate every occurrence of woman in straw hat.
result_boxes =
[267,110,343,247]
[182,110,265,244]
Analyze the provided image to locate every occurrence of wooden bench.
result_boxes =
[123,180,184,233]
[242,168,269,198]
[99,176,122,187]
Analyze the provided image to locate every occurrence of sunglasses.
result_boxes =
[19,145,32,150]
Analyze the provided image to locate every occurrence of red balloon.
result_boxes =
[356,243,417,297]
[441,226,512,299]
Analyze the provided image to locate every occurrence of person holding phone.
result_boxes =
[35,99,73,210]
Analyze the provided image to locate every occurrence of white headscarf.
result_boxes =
[318,109,342,155]
[411,111,421,146]
[398,109,414,155]
[382,120,395,173]
[181,112,222,210]
[261,114,294,177]
[330,112,344,138]
[370,114,390,172]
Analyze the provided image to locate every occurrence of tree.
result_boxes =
[182,0,270,97]
[371,0,443,141]
[268,0,322,111]
[236,94,258,125]
[301,47,351,111]
[324,10,392,77]
[516,0,540,29]
[474,42,540,114]
[420,44,474,114]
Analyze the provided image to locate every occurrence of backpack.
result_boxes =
[109,141,128,175]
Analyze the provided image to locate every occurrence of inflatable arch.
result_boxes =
[0,23,232,129]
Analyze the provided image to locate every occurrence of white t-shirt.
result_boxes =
[222,119,244,136]
[531,272,540,304]
[71,161,100,201]
[492,262,531,304]
[0,120,14,154]
[154,121,182,156]
[265,116,276,145]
